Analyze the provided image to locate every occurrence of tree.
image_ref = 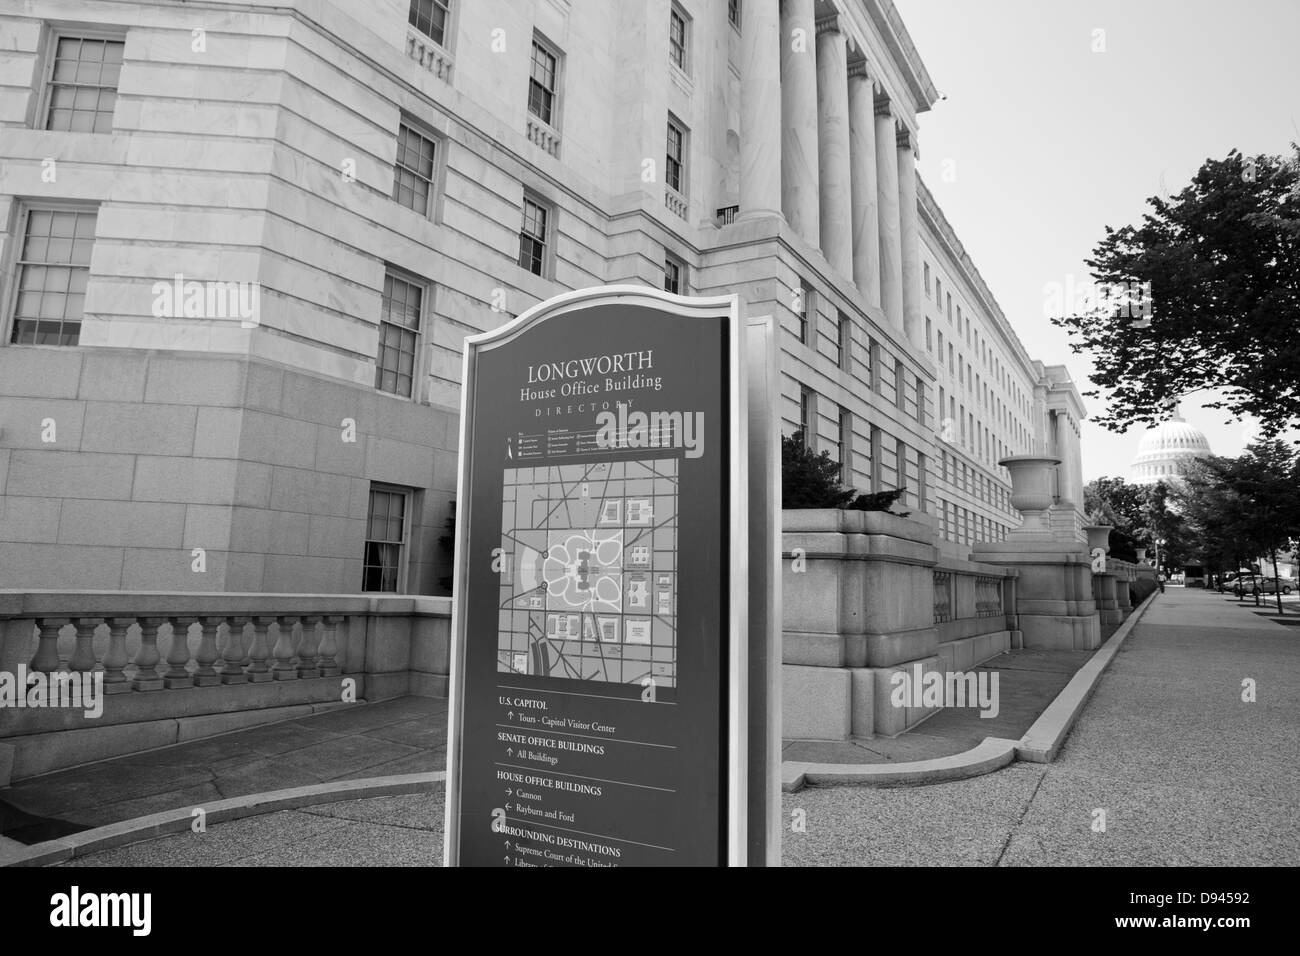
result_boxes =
[1175,443,1300,611]
[1051,147,1300,440]
[1084,476,1149,532]
[1082,476,1189,564]
[1220,441,1300,612]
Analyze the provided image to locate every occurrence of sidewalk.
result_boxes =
[0,697,447,846]
[782,646,1096,765]
[782,587,1300,865]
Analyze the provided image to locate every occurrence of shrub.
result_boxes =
[781,432,910,516]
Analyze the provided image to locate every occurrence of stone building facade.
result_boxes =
[0,0,1086,595]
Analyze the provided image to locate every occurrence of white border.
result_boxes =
[443,284,747,867]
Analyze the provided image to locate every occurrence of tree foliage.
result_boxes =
[1051,147,1300,439]
[1084,475,1190,565]
[781,432,909,515]
[1174,440,1300,610]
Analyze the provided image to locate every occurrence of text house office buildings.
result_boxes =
[0,0,1087,595]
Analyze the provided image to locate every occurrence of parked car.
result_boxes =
[1233,575,1292,596]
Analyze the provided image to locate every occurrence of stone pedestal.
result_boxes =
[1093,572,1122,626]
[1116,573,1134,615]
[969,539,1100,651]
[781,509,940,739]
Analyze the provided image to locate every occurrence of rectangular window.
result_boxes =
[925,317,932,351]
[363,485,410,593]
[916,379,926,427]
[836,311,850,371]
[869,425,883,492]
[393,121,437,215]
[924,262,931,298]
[9,206,96,346]
[666,117,686,195]
[44,36,124,133]
[879,351,897,406]
[867,337,879,391]
[669,4,689,71]
[663,252,685,295]
[528,36,559,126]
[935,278,942,310]
[517,193,551,276]
[799,385,812,446]
[837,406,851,480]
[799,280,813,346]
[947,342,954,373]
[376,269,424,398]
[946,292,952,322]
[409,0,451,45]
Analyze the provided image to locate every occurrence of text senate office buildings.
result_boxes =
[0,0,1088,595]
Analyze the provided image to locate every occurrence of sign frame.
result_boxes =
[443,284,749,867]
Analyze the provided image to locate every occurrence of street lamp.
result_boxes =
[1155,537,1166,576]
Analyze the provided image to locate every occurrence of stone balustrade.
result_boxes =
[406,26,454,81]
[0,591,450,783]
[526,115,561,157]
[933,569,953,623]
[664,188,688,220]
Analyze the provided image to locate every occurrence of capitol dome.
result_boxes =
[1130,405,1212,485]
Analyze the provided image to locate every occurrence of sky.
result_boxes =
[893,0,1300,480]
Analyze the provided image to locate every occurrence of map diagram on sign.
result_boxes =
[497,459,678,687]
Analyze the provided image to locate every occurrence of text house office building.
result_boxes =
[0,0,1087,595]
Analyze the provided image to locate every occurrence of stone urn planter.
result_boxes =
[999,455,1061,536]
[1083,524,1113,554]
[1136,548,1148,564]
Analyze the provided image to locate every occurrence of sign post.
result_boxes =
[445,286,749,866]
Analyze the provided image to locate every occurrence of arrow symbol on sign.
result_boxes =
[506,788,513,796]
[507,711,514,719]
[506,747,513,757]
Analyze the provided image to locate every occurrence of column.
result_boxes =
[780,0,819,243]
[739,0,783,220]
[848,62,881,307]
[897,128,922,348]
[874,97,904,331]
[815,14,851,276]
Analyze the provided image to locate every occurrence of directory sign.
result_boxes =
[445,286,747,866]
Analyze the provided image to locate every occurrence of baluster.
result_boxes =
[30,617,68,674]
[245,616,273,682]
[102,618,132,694]
[71,617,101,674]
[132,617,166,691]
[163,616,196,689]
[193,617,222,686]
[220,616,248,684]
[296,615,322,679]
[317,615,343,676]
[272,615,299,680]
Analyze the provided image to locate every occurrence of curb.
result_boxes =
[1017,588,1157,762]
[1,771,446,868]
[782,736,1020,791]
[781,591,1159,791]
